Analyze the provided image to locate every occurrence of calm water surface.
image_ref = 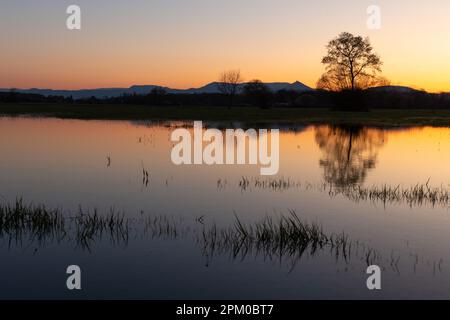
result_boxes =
[0,117,449,299]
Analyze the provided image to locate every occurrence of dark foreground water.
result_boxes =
[0,117,449,299]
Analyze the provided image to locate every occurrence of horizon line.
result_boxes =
[1,81,447,94]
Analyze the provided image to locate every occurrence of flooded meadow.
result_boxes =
[0,117,449,299]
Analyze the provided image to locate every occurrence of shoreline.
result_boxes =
[2,103,450,127]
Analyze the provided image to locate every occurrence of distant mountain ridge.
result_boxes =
[1,83,437,100]
[0,81,313,99]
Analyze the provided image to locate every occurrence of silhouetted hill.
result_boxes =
[367,86,422,93]
[0,81,313,99]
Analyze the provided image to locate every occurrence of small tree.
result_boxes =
[243,80,273,108]
[318,32,383,91]
[218,70,242,107]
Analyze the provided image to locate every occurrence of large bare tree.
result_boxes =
[218,70,242,107]
[317,32,384,91]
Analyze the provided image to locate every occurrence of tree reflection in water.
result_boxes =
[315,125,386,188]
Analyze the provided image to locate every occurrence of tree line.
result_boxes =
[3,86,450,110]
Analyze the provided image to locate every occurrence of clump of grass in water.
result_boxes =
[239,176,301,192]
[143,214,184,240]
[238,177,450,208]
[74,207,129,251]
[336,180,450,207]
[0,199,129,250]
[0,199,66,247]
[199,210,352,267]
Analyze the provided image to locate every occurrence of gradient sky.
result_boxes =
[1,0,450,92]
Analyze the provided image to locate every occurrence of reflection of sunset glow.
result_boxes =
[2,118,450,189]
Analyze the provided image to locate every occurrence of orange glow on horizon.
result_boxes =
[2,1,450,93]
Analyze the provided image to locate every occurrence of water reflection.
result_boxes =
[315,126,386,188]
[0,199,440,275]
[1,118,450,298]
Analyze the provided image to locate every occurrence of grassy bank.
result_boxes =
[1,103,450,127]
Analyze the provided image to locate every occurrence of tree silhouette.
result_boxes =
[218,70,242,107]
[317,32,384,91]
[243,80,273,108]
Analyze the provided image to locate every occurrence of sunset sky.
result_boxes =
[1,0,450,92]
